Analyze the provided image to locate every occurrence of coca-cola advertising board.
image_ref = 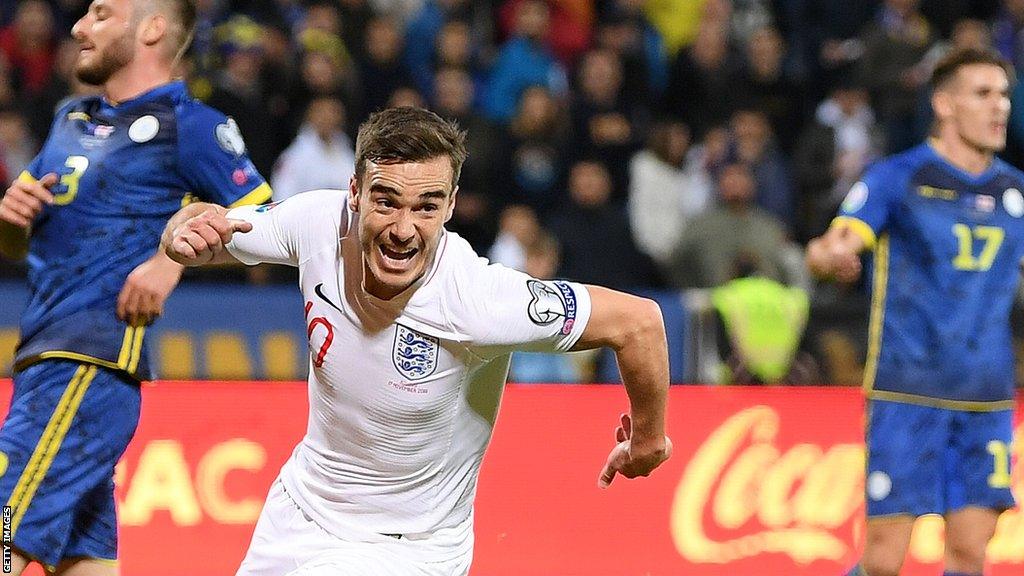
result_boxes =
[0,382,1020,575]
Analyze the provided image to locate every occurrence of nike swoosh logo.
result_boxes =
[314,283,343,314]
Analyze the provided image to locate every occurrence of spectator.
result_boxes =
[300,1,344,37]
[367,0,425,23]
[481,0,568,124]
[628,119,712,266]
[918,0,1000,40]
[498,85,570,215]
[726,0,775,44]
[662,22,743,138]
[0,0,57,97]
[336,0,374,62]
[355,16,414,125]
[594,0,669,107]
[270,97,355,202]
[207,16,278,176]
[27,38,94,144]
[856,0,936,153]
[432,19,487,97]
[433,66,503,252]
[569,48,643,199]
[711,257,818,385]
[489,204,541,271]
[288,36,359,138]
[497,0,593,66]
[187,0,230,101]
[781,0,878,100]
[729,108,795,230]
[434,19,476,71]
[0,108,37,181]
[733,25,804,153]
[386,85,426,108]
[992,0,1024,72]
[548,160,659,290]
[665,161,796,289]
[404,0,475,95]
[643,0,706,56]
[793,83,883,243]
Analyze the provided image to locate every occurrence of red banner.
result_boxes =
[1,382,1021,575]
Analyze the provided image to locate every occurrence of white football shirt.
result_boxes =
[226,189,592,546]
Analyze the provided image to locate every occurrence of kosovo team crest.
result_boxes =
[392,325,439,380]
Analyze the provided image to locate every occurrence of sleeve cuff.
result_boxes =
[229,182,273,208]
[831,216,877,250]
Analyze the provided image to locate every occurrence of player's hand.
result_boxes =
[165,209,251,266]
[806,227,862,283]
[598,413,672,489]
[830,248,862,283]
[0,173,57,228]
[117,252,184,326]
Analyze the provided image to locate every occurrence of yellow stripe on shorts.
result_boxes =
[116,327,135,370]
[5,364,97,536]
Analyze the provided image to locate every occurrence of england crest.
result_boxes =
[392,325,439,380]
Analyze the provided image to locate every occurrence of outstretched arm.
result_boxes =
[571,286,672,488]
[805,222,868,283]
[161,202,251,266]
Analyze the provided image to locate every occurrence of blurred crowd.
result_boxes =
[4,0,1024,383]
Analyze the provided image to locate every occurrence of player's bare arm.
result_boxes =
[117,251,185,327]
[0,173,57,260]
[805,223,867,283]
[162,201,251,266]
[571,285,672,488]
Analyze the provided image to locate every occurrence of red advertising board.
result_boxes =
[1,382,1021,575]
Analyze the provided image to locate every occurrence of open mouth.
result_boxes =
[379,245,418,268]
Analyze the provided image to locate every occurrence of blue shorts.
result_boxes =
[0,360,140,569]
[865,399,1016,518]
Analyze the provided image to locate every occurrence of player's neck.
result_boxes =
[928,135,994,176]
[102,60,174,105]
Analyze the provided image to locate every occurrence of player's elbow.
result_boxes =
[611,297,665,352]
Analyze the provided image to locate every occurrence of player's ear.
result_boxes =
[932,89,953,122]
[348,175,360,213]
[139,14,167,47]
[445,186,458,223]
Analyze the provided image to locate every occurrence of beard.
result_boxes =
[75,33,134,86]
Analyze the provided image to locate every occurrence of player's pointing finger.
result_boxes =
[206,215,237,245]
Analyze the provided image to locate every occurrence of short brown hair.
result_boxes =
[354,107,468,188]
[136,0,197,61]
[930,48,1014,90]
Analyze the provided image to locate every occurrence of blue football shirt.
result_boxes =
[837,142,1024,410]
[14,81,271,380]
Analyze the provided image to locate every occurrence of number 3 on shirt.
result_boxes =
[54,155,90,205]
[952,224,1004,271]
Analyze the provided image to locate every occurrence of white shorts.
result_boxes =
[236,479,473,576]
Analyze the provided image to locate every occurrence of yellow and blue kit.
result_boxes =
[836,142,1017,517]
[0,80,270,568]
